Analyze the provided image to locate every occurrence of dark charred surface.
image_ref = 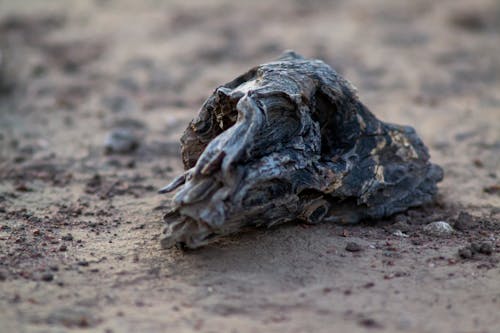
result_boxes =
[160,52,443,248]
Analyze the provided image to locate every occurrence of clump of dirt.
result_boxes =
[458,241,496,259]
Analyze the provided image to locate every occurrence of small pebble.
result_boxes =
[479,241,494,255]
[62,233,73,241]
[358,318,383,329]
[15,183,31,192]
[345,242,362,252]
[471,242,482,253]
[104,129,139,154]
[423,221,454,237]
[454,212,475,231]
[458,247,473,259]
[392,221,411,233]
[41,272,54,282]
[392,230,409,238]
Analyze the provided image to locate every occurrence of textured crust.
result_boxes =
[159,51,443,249]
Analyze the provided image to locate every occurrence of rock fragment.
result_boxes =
[104,129,139,154]
[423,221,454,237]
[453,212,475,231]
[345,242,363,252]
[41,272,54,282]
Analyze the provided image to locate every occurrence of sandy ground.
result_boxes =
[0,0,499,332]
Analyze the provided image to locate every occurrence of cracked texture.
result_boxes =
[159,51,443,248]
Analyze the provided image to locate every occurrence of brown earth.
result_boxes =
[1,0,499,332]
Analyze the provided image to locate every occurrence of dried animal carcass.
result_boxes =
[159,51,443,249]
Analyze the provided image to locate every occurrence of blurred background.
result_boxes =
[0,0,499,332]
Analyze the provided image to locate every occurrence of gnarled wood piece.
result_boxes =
[159,51,443,249]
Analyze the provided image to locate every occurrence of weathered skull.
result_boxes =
[159,51,443,249]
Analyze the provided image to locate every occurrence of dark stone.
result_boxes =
[61,233,73,241]
[77,260,89,266]
[41,272,54,282]
[454,211,475,231]
[358,318,383,329]
[479,242,494,255]
[345,242,363,252]
[392,221,411,233]
[471,242,482,254]
[458,247,473,259]
[104,129,139,154]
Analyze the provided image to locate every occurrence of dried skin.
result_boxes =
[159,51,443,249]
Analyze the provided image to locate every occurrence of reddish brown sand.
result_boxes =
[1,0,499,332]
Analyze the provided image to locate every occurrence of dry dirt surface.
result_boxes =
[1,0,499,332]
